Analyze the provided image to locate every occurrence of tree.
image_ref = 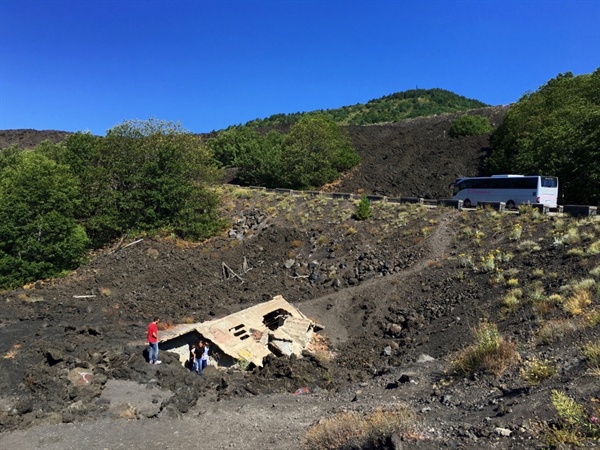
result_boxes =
[41,120,226,245]
[486,70,600,205]
[235,130,285,187]
[206,126,264,167]
[99,119,225,240]
[0,151,89,288]
[281,115,360,189]
[449,115,492,138]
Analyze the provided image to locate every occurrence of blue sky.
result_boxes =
[1,0,599,135]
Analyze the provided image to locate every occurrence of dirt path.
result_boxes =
[299,211,457,344]
[0,389,347,450]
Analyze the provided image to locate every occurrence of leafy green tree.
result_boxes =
[99,119,225,240]
[487,70,600,205]
[0,145,24,170]
[235,130,285,187]
[281,115,360,189]
[0,151,89,288]
[449,115,492,138]
[36,133,118,247]
[40,120,226,245]
[206,126,264,167]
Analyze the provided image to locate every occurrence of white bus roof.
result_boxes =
[490,174,525,178]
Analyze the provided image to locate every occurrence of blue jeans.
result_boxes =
[148,342,158,363]
[196,358,203,375]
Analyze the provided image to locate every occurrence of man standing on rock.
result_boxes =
[147,317,161,365]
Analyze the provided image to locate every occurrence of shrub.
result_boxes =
[532,268,544,279]
[449,115,492,138]
[521,358,557,385]
[546,390,600,446]
[453,322,519,377]
[509,222,523,241]
[506,278,519,287]
[355,195,373,220]
[563,289,593,316]
[479,251,497,273]
[537,319,579,344]
[503,289,523,312]
[302,406,418,450]
[582,341,600,373]
[0,152,90,289]
[457,253,475,269]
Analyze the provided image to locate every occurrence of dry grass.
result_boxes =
[582,341,600,374]
[517,240,541,253]
[563,289,593,316]
[586,239,600,255]
[536,318,579,344]
[302,406,419,450]
[521,358,557,386]
[3,343,22,360]
[453,322,520,378]
[99,287,112,297]
[503,289,522,312]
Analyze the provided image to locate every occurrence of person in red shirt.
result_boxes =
[147,317,161,364]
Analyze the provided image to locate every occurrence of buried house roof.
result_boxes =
[159,295,320,367]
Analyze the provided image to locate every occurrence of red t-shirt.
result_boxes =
[147,322,158,344]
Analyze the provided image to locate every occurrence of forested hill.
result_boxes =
[0,88,488,148]
[242,88,489,128]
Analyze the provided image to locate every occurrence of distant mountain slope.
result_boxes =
[0,106,507,200]
[243,88,489,128]
[0,129,71,150]
[337,106,508,199]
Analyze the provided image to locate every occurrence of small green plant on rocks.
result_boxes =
[521,358,557,386]
[503,288,523,312]
[354,195,372,221]
[509,222,523,241]
[582,341,600,374]
[546,390,600,446]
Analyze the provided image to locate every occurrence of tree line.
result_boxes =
[242,88,488,128]
[0,116,359,289]
[1,74,598,289]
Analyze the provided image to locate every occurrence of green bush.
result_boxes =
[355,195,372,220]
[37,120,226,246]
[0,151,90,288]
[281,115,360,189]
[449,115,492,138]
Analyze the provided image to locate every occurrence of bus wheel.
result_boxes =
[463,199,472,208]
[506,200,516,209]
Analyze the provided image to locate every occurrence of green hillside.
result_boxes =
[243,88,488,128]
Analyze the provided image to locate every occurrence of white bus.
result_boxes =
[451,175,559,209]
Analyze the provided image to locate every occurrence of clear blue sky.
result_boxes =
[1,0,599,135]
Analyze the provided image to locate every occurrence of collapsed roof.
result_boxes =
[159,295,320,367]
